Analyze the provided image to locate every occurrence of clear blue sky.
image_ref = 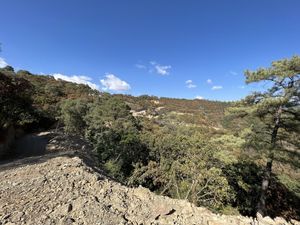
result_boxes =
[1,0,299,101]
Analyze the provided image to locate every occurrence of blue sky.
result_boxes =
[1,0,299,101]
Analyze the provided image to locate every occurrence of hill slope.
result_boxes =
[0,131,297,225]
[1,67,299,222]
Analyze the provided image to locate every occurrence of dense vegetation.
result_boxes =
[0,56,299,220]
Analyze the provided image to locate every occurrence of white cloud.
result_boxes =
[137,61,172,76]
[207,79,212,84]
[185,80,197,88]
[100,74,131,91]
[154,64,171,75]
[187,84,196,88]
[149,61,171,75]
[52,73,99,90]
[212,85,223,90]
[238,85,245,89]
[195,96,204,100]
[230,70,238,76]
[0,57,8,68]
[135,64,146,69]
[137,61,172,75]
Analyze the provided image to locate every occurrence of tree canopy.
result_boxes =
[228,56,300,216]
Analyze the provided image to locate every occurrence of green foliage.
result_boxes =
[245,56,300,83]
[231,56,300,144]
[103,159,124,180]
[85,97,146,179]
[1,67,100,131]
[278,174,300,198]
[130,127,233,210]
[224,161,262,216]
[0,70,38,129]
[117,94,230,127]
[60,98,89,135]
[226,55,300,218]
[1,65,15,72]
[210,134,245,165]
[59,96,146,180]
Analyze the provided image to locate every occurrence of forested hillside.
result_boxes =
[115,94,230,129]
[0,66,98,131]
[0,56,299,221]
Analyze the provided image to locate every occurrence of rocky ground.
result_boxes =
[0,131,299,225]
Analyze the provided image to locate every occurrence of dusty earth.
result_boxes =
[0,131,299,225]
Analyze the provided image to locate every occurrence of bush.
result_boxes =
[60,98,89,134]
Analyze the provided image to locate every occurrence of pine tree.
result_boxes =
[229,56,300,216]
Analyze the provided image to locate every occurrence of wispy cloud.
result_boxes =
[52,73,99,90]
[185,80,197,88]
[207,79,222,90]
[212,85,223,90]
[229,70,238,76]
[0,57,8,68]
[238,85,245,89]
[154,64,171,75]
[136,61,172,76]
[149,61,171,75]
[195,96,204,100]
[135,64,146,69]
[100,74,130,91]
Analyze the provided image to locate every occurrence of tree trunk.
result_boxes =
[257,106,282,216]
[257,156,273,216]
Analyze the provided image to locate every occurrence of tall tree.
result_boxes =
[229,56,300,216]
